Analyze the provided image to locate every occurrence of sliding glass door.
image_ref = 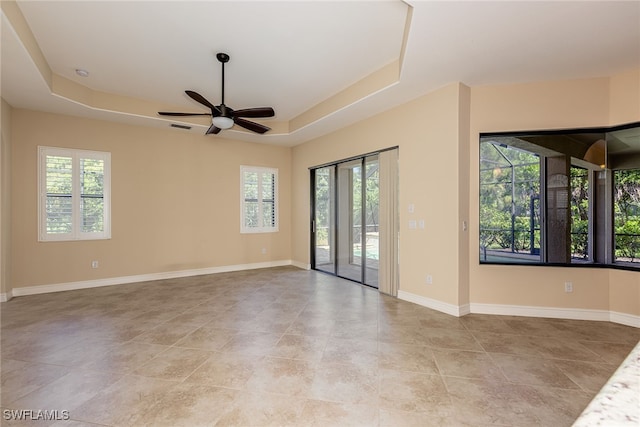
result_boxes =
[313,166,335,274]
[364,156,380,287]
[312,154,381,288]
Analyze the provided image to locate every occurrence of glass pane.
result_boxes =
[245,201,259,228]
[244,172,258,200]
[46,196,72,233]
[46,155,72,194]
[261,172,275,229]
[45,155,73,234]
[243,171,259,229]
[314,166,335,274]
[80,158,105,233]
[337,160,362,282]
[570,166,589,261]
[614,169,640,264]
[479,139,541,263]
[352,164,362,262]
[81,197,104,233]
[80,158,104,195]
[364,156,379,288]
[261,172,274,200]
[262,201,275,228]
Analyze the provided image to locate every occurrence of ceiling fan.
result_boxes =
[158,53,275,135]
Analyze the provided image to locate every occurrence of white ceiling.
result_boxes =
[2,0,639,147]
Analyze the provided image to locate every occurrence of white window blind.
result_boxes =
[38,146,111,241]
[240,166,278,233]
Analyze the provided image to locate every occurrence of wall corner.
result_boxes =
[1,98,13,300]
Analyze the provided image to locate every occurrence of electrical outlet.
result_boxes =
[261,248,267,254]
[426,275,433,285]
[91,260,99,269]
[564,281,573,293]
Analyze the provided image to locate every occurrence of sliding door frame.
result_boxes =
[310,165,338,274]
[310,146,398,287]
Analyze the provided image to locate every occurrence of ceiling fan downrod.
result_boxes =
[217,52,230,107]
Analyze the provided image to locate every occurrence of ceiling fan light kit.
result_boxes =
[158,52,275,135]
[212,116,234,129]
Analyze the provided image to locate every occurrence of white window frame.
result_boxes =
[38,146,111,241]
[240,165,279,234]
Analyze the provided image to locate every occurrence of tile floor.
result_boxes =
[1,266,639,426]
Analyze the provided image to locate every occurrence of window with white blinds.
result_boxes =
[38,146,111,241]
[240,166,278,233]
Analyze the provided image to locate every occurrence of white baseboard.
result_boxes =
[610,311,640,328]
[398,290,468,317]
[469,302,611,322]
[470,303,640,328]
[291,261,311,270]
[459,303,471,316]
[8,260,294,299]
[397,290,639,328]
[0,290,12,302]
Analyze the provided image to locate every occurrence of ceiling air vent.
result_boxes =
[170,124,192,130]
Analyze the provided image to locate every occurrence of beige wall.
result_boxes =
[293,72,639,317]
[608,67,639,331]
[471,77,611,133]
[457,84,471,307]
[6,69,639,319]
[608,68,640,318]
[292,83,469,307]
[10,109,291,289]
[470,73,640,315]
[1,99,12,297]
[609,269,640,316]
[609,68,640,125]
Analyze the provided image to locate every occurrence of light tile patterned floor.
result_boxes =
[1,266,639,426]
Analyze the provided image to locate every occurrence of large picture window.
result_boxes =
[570,166,590,261]
[479,141,541,263]
[240,166,278,233]
[38,146,111,241]
[614,169,640,263]
[480,123,640,268]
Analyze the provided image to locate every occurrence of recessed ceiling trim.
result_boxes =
[3,0,411,143]
[5,1,637,147]
[290,59,401,132]
[1,0,52,87]
[398,4,413,73]
[290,5,412,133]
